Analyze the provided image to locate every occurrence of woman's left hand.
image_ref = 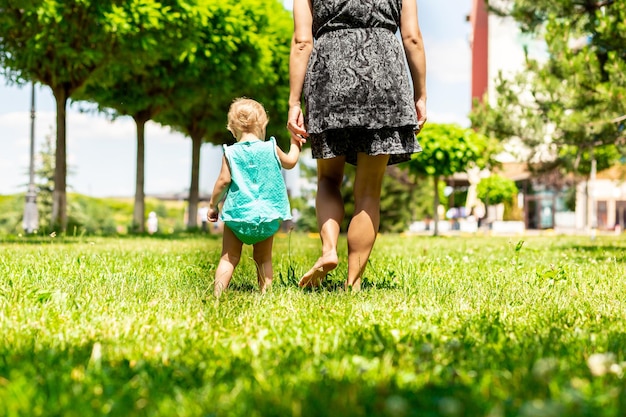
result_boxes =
[415,98,427,133]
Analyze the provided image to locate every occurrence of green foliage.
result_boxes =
[153,0,292,147]
[477,174,519,205]
[1,0,292,231]
[380,166,430,232]
[0,0,165,230]
[475,0,626,178]
[295,204,318,233]
[0,194,23,234]
[72,0,196,233]
[404,123,500,234]
[406,123,499,178]
[294,159,431,233]
[1,235,626,416]
[34,130,56,232]
[65,195,118,235]
[0,1,139,89]
[0,194,187,236]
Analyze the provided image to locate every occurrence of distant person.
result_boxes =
[286,0,427,290]
[147,211,158,234]
[208,98,304,297]
[198,205,209,232]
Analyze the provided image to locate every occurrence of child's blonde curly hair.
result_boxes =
[227,98,269,140]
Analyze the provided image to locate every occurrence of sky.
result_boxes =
[0,1,478,198]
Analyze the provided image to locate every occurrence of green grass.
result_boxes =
[1,233,625,416]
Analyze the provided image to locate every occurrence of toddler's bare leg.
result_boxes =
[253,236,274,292]
[214,226,243,297]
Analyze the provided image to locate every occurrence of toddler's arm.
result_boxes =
[208,155,231,222]
[276,135,303,169]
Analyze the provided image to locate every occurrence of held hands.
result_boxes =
[291,134,305,151]
[287,105,309,143]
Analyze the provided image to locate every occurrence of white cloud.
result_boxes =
[424,37,471,84]
[0,106,223,197]
[427,110,470,127]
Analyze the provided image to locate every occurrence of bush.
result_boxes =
[0,195,25,234]
[477,175,518,206]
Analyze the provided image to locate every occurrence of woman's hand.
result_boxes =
[287,105,309,142]
[415,98,427,132]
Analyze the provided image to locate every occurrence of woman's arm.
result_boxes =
[400,0,427,129]
[207,155,231,222]
[287,0,314,139]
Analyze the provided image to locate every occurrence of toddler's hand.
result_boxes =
[208,208,219,222]
[291,134,305,150]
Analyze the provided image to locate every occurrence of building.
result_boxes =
[576,164,626,232]
[466,0,618,232]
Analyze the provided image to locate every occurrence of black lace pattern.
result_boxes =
[303,0,420,164]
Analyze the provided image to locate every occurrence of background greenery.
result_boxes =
[0,194,187,236]
[1,233,625,416]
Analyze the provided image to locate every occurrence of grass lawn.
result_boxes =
[1,233,625,416]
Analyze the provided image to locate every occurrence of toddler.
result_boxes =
[208,98,304,296]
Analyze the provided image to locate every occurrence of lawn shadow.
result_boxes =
[563,242,626,263]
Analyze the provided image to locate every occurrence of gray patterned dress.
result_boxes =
[304,0,421,165]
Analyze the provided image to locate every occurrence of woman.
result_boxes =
[287,0,427,291]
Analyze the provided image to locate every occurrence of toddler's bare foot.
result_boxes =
[299,251,338,288]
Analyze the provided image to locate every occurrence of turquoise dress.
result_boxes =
[220,137,292,245]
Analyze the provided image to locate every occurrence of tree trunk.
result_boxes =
[433,175,440,236]
[187,133,203,229]
[51,87,68,232]
[132,115,148,233]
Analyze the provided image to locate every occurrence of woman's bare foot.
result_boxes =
[214,282,225,298]
[344,280,361,292]
[259,278,272,294]
[299,251,338,287]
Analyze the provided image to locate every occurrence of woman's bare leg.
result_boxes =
[346,153,389,291]
[253,235,274,293]
[214,226,243,297]
[299,157,345,287]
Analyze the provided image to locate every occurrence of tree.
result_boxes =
[477,174,518,205]
[34,130,56,233]
[76,1,203,233]
[404,123,499,236]
[155,0,292,229]
[0,0,162,231]
[380,166,431,233]
[473,0,626,182]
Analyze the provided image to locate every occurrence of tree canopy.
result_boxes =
[404,123,499,235]
[1,0,292,232]
[153,0,292,229]
[75,1,199,232]
[476,174,518,206]
[0,0,167,231]
[473,0,626,180]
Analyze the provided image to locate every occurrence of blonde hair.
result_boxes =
[227,98,269,139]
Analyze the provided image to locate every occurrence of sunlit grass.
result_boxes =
[1,233,625,416]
